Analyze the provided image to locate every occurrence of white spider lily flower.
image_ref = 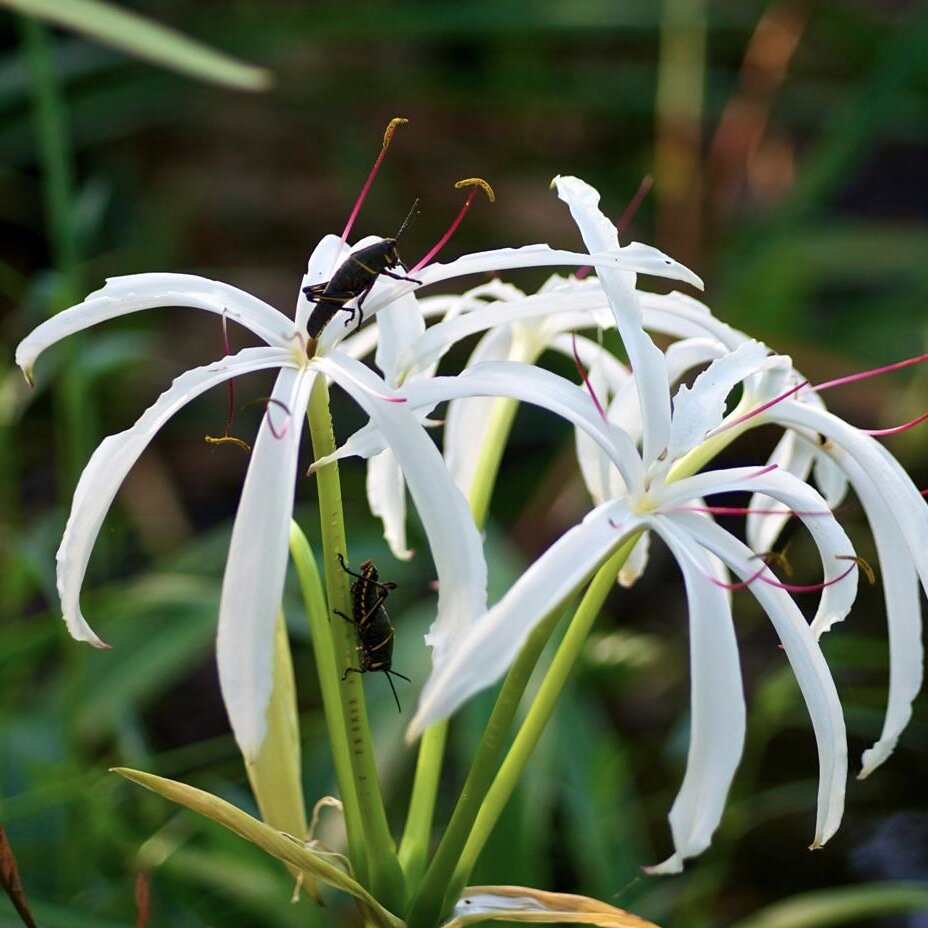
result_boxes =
[16,220,701,759]
[737,357,928,777]
[403,343,857,871]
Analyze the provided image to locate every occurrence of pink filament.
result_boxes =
[677,504,829,517]
[862,411,928,437]
[339,118,408,250]
[813,352,928,393]
[265,398,292,440]
[706,559,856,593]
[572,332,608,421]
[409,187,479,275]
[707,381,808,436]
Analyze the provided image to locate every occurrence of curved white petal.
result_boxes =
[444,326,516,496]
[671,511,847,848]
[668,341,769,460]
[57,347,293,648]
[821,447,923,777]
[553,175,673,467]
[375,290,425,385]
[217,365,316,759]
[367,449,414,560]
[404,362,646,493]
[397,288,608,380]
[664,337,728,387]
[746,431,814,554]
[618,531,650,588]
[644,518,746,874]
[639,291,748,350]
[18,275,293,380]
[663,467,859,636]
[773,402,928,595]
[314,353,487,664]
[812,446,849,507]
[307,421,389,473]
[409,500,639,740]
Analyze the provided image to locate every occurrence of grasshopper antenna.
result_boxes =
[396,198,420,240]
[386,672,402,713]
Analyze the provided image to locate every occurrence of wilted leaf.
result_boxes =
[0,823,38,928]
[112,767,402,928]
[443,885,661,927]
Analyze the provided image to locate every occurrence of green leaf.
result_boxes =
[112,767,403,928]
[729,883,928,928]
[0,0,271,91]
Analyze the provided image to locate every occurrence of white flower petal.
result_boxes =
[639,291,748,349]
[404,362,646,493]
[552,175,674,467]
[746,431,814,554]
[367,449,414,560]
[409,500,638,739]
[664,466,859,636]
[314,353,487,664]
[618,532,650,588]
[374,290,425,385]
[307,421,389,473]
[56,347,293,648]
[644,518,746,874]
[664,337,728,387]
[774,402,928,595]
[17,274,293,380]
[672,511,847,848]
[444,326,515,496]
[668,341,769,461]
[217,366,316,759]
[819,448,923,777]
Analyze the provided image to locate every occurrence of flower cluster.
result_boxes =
[17,167,927,924]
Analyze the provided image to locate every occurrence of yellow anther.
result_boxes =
[454,177,496,202]
[837,554,876,585]
[204,434,252,454]
[382,117,409,149]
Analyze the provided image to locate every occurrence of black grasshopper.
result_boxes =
[303,202,421,339]
[335,553,410,712]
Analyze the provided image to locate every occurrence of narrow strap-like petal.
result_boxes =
[672,511,847,848]
[404,362,646,494]
[17,274,293,380]
[374,290,426,385]
[409,500,637,739]
[645,517,746,874]
[314,352,488,665]
[822,447,923,777]
[56,347,292,648]
[367,449,414,561]
[667,341,769,461]
[664,467,859,636]
[217,366,316,759]
[553,175,674,468]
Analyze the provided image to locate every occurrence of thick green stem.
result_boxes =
[307,376,406,913]
[404,604,566,928]
[397,720,447,883]
[289,520,367,885]
[444,536,639,909]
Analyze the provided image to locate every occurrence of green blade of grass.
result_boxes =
[1,0,271,90]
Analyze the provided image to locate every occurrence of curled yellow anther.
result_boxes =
[837,554,876,585]
[454,177,496,202]
[205,434,252,454]
[382,117,409,149]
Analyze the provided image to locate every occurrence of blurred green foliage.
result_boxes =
[1,1,927,925]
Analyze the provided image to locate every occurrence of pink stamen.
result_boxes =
[265,397,292,440]
[408,178,495,274]
[749,463,779,479]
[706,559,856,593]
[572,332,607,421]
[813,352,928,393]
[576,175,653,280]
[862,411,928,437]
[338,117,408,250]
[707,381,808,436]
